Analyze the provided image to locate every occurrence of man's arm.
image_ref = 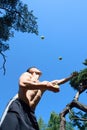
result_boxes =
[51,73,77,85]
[20,80,59,92]
[19,73,59,92]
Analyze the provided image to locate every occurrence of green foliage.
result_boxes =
[83,59,87,66]
[70,72,79,90]
[0,0,38,74]
[69,109,87,130]
[0,0,38,52]
[70,68,87,90]
[38,112,74,130]
[78,68,87,85]
[0,42,9,52]
[46,111,60,130]
[38,117,47,130]
[65,122,74,130]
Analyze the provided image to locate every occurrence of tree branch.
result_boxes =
[0,52,6,75]
[0,6,33,24]
[71,117,87,121]
[59,86,87,130]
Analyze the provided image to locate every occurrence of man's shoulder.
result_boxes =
[20,72,31,78]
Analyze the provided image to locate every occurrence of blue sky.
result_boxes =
[0,0,87,127]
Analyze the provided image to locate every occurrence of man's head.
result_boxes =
[26,67,42,76]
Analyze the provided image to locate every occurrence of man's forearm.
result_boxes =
[24,81,49,90]
[57,75,73,85]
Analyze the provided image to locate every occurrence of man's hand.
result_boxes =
[71,72,78,77]
[51,80,59,85]
[47,82,60,92]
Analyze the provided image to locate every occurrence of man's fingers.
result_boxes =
[54,84,60,89]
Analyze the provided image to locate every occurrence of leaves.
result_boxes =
[0,0,38,74]
[70,68,87,90]
[38,112,74,130]
[0,0,38,50]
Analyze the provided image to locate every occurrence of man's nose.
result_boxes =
[33,72,36,75]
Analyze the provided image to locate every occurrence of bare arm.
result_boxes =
[20,80,59,92]
[19,72,59,92]
[51,73,77,85]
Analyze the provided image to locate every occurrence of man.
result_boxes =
[0,67,77,130]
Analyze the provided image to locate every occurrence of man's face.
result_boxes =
[29,68,42,78]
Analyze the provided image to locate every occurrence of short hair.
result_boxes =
[26,66,37,72]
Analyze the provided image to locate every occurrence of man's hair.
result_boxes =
[26,66,37,72]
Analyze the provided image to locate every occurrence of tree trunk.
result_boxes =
[59,86,87,130]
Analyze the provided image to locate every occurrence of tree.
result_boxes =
[69,110,87,130]
[38,112,74,130]
[38,60,87,130]
[46,111,60,130]
[59,59,87,130]
[38,117,47,130]
[0,0,38,74]
[65,122,74,130]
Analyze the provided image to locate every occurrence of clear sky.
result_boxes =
[0,0,87,127]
